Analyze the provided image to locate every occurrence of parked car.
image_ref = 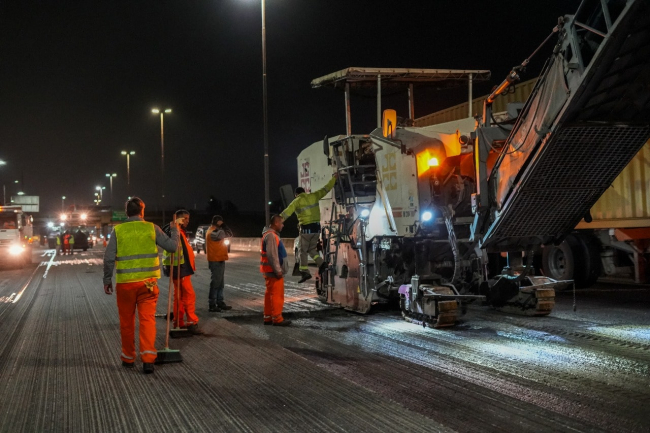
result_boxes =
[193,225,231,254]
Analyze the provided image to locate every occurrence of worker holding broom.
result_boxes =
[162,209,203,336]
[103,197,180,374]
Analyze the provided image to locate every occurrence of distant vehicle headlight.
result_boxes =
[422,211,433,222]
[9,245,23,255]
[224,239,230,245]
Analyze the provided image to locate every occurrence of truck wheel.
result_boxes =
[542,234,600,288]
[575,233,601,288]
[542,236,578,282]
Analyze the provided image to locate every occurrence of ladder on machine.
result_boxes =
[320,137,377,301]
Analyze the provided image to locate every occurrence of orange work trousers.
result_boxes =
[172,276,199,328]
[116,279,159,364]
[263,276,285,324]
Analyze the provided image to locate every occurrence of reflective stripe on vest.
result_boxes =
[114,221,160,283]
[260,232,279,274]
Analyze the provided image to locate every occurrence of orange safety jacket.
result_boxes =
[260,232,287,274]
[180,230,196,271]
[206,226,229,262]
[260,232,279,274]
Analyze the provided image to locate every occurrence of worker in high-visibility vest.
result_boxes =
[56,234,61,256]
[206,215,233,312]
[280,172,338,283]
[162,209,202,335]
[260,215,290,326]
[69,232,75,255]
[103,197,179,374]
[63,231,71,255]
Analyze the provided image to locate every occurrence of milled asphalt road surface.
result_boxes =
[1,246,649,432]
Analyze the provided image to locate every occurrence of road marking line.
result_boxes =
[41,248,57,279]
[12,261,44,304]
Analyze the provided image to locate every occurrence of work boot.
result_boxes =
[142,363,154,374]
[209,305,222,312]
[298,272,312,284]
[272,320,292,327]
[122,361,134,368]
[187,324,204,335]
[217,302,232,311]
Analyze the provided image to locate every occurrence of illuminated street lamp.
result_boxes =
[121,151,136,196]
[62,196,66,213]
[152,108,171,223]
[95,186,105,204]
[0,160,5,204]
[105,173,117,207]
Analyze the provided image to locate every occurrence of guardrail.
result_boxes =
[229,237,296,253]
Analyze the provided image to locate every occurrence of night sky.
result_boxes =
[0,0,581,215]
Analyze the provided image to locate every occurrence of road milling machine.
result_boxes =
[294,0,650,327]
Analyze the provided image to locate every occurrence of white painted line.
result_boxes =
[12,253,52,304]
[41,249,57,279]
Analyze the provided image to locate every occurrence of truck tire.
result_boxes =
[575,232,601,288]
[542,233,600,288]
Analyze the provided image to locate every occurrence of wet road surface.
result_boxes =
[0,246,649,432]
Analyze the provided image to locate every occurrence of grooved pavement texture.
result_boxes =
[0,251,448,432]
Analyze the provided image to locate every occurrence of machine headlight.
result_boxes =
[360,209,371,218]
[224,239,230,245]
[9,245,23,255]
[422,211,433,222]
[80,213,88,220]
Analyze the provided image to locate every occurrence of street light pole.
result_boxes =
[121,151,135,198]
[62,196,66,213]
[261,0,270,226]
[0,159,5,205]
[152,108,171,224]
[105,173,117,207]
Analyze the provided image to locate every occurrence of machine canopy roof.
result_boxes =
[311,67,491,93]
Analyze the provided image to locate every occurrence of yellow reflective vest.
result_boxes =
[280,176,336,225]
[114,221,160,283]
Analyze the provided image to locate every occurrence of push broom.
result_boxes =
[155,251,183,364]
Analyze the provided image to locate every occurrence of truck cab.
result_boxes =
[0,205,33,268]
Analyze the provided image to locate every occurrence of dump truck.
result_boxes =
[0,205,33,268]
[295,0,650,327]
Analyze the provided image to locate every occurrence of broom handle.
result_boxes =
[175,235,182,327]
[163,252,174,349]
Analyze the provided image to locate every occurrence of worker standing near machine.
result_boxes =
[63,231,71,255]
[163,210,203,335]
[206,215,232,312]
[261,215,290,326]
[280,172,338,283]
[102,197,179,374]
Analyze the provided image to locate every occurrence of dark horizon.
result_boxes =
[0,0,581,214]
